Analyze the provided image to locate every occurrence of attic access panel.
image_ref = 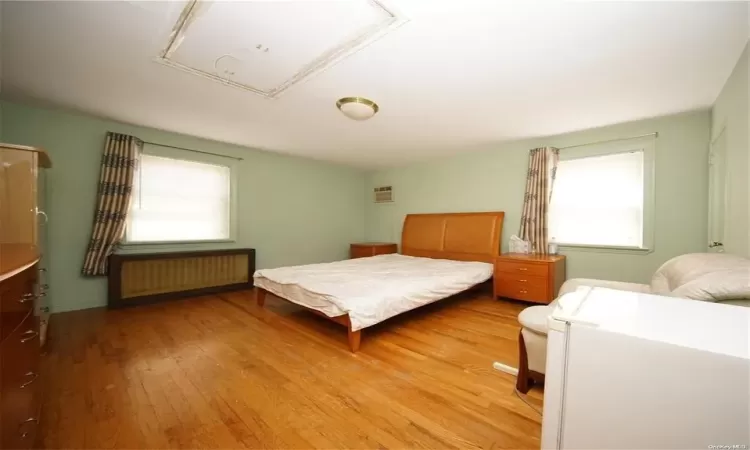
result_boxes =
[158,0,406,98]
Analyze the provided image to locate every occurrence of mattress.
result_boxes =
[254,254,493,331]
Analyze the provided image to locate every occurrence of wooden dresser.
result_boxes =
[0,143,50,448]
[0,253,41,449]
[494,253,566,304]
[350,242,398,259]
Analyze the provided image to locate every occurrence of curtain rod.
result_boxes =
[141,141,244,161]
[560,132,658,150]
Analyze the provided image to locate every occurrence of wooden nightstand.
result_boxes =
[350,242,398,259]
[494,253,566,304]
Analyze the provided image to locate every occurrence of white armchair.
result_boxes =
[516,252,750,393]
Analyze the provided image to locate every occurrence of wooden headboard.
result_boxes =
[401,212,505,263]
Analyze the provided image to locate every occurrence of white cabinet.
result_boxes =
[543,287,750,449]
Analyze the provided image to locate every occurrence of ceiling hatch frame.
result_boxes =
[155,0,408,98]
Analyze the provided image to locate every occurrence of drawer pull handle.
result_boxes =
[20,372,38,388]
[20,330,39,343]
[518,268,528,271]
[19,417,38,438]
[19,293,36,304]
[520,290,528,294]
[519,279,527,283]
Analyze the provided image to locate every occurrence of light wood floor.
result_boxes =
[40,288,544,449]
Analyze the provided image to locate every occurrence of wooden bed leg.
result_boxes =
[516,330,531,394]
[256,288,266,307]
[347,328,361,353]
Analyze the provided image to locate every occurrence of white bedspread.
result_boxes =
[254,254,493,331]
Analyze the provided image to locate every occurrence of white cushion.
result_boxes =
[670,268,750,302]
[522,328,548,373]
[518,305,552,335]
[559,278,650,297]
[651,253,750,295]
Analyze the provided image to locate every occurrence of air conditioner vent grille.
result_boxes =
[374,186,394,203]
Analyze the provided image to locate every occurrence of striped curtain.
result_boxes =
[82,132,142,276]
[519,147,559,254]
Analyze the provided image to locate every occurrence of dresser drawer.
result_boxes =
[1,312,40,450]
[495,260,549,277]
[1,312,40,389]
[0,269,37,342]
[494,274,549,303]
[1,382,39,450]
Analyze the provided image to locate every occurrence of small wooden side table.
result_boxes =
[494,253,566,304]
[350,242,398,259]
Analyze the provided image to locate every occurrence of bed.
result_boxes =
[254,211,505,352]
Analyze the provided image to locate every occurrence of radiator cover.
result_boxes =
[108,248,255,308]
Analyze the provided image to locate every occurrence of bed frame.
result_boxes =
[256,211,505,352]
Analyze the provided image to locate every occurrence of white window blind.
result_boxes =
[126,154,231,243]
[549,151,645,248]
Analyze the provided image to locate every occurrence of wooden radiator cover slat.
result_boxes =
[108,248,255,308]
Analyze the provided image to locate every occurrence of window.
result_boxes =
[549,141,654,250]
[125,147,235,244]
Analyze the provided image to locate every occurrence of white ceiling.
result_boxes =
[1,1,748,168]
[160,1,407,97]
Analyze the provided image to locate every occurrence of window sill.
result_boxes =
[558,243,653,255]
[116,239,237,254]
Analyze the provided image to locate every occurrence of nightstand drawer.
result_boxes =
[350,243,397,259]
[350,247,376,258]
[494,275,548,303]
[494,253,566,304]
[495,260,549,277]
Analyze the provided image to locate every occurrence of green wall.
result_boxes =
[0,99,719,311]
[1,101,365,313]
[711,42,749,257]
[365,111,711,284]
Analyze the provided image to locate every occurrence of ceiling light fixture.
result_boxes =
[336,97,379,121]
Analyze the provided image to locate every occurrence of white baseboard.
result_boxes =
[492,361,519,376]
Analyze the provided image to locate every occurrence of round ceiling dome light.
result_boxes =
[336,97,379,121]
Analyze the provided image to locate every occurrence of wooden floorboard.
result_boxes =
[40,288,544,449]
